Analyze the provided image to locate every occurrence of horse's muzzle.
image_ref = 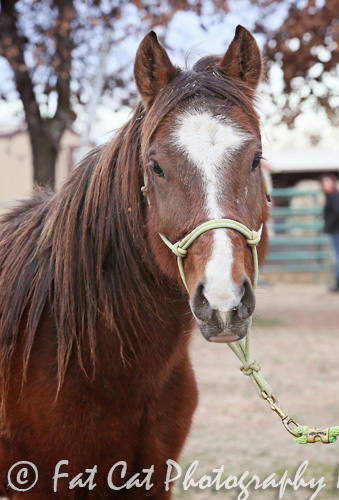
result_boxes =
[191,276,255,343]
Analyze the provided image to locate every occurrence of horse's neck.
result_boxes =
[93,284,193,386]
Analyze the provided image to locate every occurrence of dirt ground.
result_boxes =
[175,283,339,500]
[1,284,337,499]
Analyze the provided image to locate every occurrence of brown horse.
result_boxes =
[0,26,268,499]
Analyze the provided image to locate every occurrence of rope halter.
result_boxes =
[159,216,338,445]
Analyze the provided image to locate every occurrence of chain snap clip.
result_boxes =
[262,390,301,438]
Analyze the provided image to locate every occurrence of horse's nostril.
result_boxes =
[236,276,255,320]
[192,282,214,322]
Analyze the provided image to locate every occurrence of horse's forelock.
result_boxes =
[140,65,259,165]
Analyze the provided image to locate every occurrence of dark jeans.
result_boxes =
[331,233,339,278]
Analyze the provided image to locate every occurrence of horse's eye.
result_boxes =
[251,154,262,172]
[151,161,165,178]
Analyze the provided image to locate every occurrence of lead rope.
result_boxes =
[159,219,339,444]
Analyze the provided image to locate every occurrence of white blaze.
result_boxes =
[172,110,247,313]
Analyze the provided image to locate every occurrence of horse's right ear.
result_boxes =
[134,31,177,110]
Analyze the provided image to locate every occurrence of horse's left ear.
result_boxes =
[218,25,262,89]
[134,31,177,110]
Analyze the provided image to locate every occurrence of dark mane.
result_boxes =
[0,59,258,401]
[0,104,160,398]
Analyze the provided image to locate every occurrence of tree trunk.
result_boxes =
[30,132,58,189]
[0,0,73,191]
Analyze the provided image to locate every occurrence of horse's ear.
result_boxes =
[134,31,177,109]
[218,25,262,89]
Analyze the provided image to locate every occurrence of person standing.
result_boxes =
[320,175,339,292]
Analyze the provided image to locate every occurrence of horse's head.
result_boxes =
[134,26,269,344]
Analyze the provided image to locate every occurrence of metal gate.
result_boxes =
[263,188,334,282]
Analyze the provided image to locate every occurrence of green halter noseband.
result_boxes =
[159,219,263,293]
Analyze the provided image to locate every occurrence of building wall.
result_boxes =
[0,128,81,212]
[0,130,32,207]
